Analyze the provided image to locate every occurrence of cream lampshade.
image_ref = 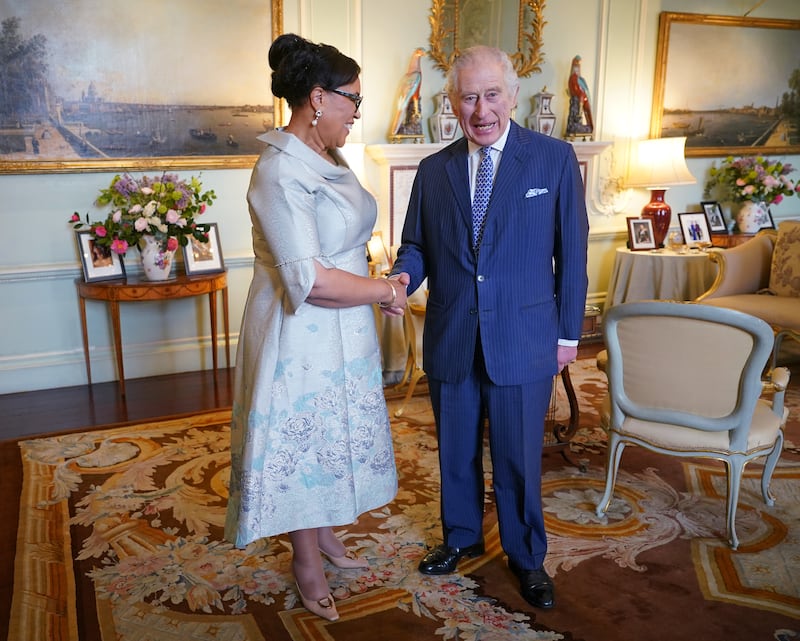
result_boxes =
[625,137,696,247]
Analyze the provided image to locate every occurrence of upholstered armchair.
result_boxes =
[696,221,800,367]
[595,301,790,550]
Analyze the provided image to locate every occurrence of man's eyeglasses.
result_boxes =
[330,88,363,111]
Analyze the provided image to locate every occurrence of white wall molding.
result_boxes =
[0,332,239,394]
[0,255,255,284]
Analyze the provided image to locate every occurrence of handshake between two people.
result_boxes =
[380,272,411,317]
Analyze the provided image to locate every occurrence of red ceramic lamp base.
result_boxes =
[641,189,671,248]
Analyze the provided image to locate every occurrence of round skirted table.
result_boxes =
[606,248,718,309]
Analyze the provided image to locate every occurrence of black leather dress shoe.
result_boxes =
[509,561,555,609]
[418,541,485,575]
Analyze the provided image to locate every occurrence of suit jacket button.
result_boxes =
[477,275,485,282]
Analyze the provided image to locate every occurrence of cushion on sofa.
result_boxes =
[700,294,799,330]
[768,220,800,298]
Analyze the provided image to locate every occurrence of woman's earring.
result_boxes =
[311,110,322,127]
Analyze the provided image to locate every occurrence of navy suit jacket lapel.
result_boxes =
[444,139,472,239]
[490,124,526,214]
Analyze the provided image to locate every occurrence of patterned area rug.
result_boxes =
[9,358,800,641]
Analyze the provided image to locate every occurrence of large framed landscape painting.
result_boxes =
[651,12,800,157]
[0,0,284,174]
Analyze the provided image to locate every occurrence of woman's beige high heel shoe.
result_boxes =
[320,549,369,569]
[295,583,339,621]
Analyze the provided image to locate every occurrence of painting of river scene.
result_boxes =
[652,13,800,157]
[0,0,281,173]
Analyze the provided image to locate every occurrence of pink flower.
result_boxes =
[165,209,179,224]
[199,203,206,214]
[112,210,122,223]
[134,217,149,232]
[742,185,755,195]
[94,225,108,237]
[166,237,178,251]
[111,239,128,254]
[773,194,783,205]
[69,213,80,222]
[735,178,746,186]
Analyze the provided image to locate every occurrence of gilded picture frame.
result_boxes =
[0,0,284,175]
[651,12,800,158]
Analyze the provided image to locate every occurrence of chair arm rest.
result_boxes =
[696,232,775,301]
[770,366,790,392]
[762,366,791,417]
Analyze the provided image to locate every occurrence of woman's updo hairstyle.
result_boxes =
[269,33,361,109]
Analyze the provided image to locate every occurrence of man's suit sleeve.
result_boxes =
[554,146,589,342]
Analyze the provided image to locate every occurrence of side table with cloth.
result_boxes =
[606,247,718,308]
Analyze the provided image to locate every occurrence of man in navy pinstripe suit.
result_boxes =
[388,45,588,609]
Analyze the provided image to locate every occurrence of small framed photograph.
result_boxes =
[182,223,225,274]
[678,212,712,247]
[627,217,657,251]
[701,201,727,234]
[75,231,126,282]
[760,208,776,230]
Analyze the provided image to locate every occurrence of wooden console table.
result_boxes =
[711,233,755,248]
[76,271,230,397]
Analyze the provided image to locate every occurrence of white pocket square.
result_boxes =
[525,188,549,198]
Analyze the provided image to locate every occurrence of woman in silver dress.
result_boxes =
[224,33,408,622]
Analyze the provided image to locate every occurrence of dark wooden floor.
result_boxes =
[0,368,236,441]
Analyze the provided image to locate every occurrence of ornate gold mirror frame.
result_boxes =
[429,0,546,77]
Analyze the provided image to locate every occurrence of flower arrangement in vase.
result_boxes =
[704,156,798,233]
[70,173,216,280]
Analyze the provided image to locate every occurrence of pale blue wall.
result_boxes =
[1,0,798,396]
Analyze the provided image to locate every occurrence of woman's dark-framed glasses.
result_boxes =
[331,88,363,110]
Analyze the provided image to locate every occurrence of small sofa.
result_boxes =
[695,221,800,366]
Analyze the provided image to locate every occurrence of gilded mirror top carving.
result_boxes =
[429,0,546,77]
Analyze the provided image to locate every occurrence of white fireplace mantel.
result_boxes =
[365,139,612,166]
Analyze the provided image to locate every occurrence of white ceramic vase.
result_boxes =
[736,200,769,234]
[527,89,556,136]
[139,235,176,281]
[429,91,459,143]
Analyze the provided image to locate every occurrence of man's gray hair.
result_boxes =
[445,45,520,100]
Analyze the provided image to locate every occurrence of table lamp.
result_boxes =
[625,137,695,247]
